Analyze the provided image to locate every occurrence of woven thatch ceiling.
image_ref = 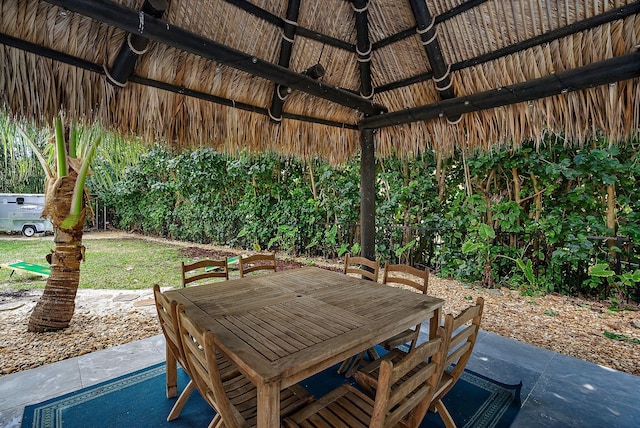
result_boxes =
[1,0,639,163]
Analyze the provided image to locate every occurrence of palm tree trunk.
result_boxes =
[28,175,86,332]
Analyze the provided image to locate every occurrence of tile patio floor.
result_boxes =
[1,329,639,427]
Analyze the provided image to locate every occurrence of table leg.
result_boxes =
[166,343,178,398]
[257,383,280,428]
[429,307,442,340]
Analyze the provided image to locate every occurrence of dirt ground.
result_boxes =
[1,231,638,377]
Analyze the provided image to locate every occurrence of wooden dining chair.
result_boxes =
[176,304,313,428]
[153,285,240,422]
[283,329,447,428]
[337,255,381,376]
[380,261,430,351]
[181,259,229,287]
[355,297,485,428]
[238,253,277,278]
[152,285,196,421]
[344,254,379,281]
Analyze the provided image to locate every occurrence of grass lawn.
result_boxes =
[0,236,188,290]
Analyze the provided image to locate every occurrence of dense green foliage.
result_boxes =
[3,109,637,302]
[94,139,639,302]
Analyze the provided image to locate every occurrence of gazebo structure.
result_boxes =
[1,0,639,259]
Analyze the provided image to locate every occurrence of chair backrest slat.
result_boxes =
[182,259,229,287]
[344,254,379,281]
[382,261,428,294]
[440,297,484,395]
[239,253,276,278]
[448,324,474,350]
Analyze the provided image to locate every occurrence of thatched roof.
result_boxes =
[1,0,639,163]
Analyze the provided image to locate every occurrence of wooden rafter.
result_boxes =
[360,50,640,129]
[373,0,489,50]
[106,0,167,87]
[44,0,387,116]
[224,0,355,52]
[377,2,640,94]
[408,0,458,123]
[353,0,373,100]
[268,0,301,123]
[0,32,357,130]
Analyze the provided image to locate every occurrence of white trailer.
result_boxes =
[0,193,53,236]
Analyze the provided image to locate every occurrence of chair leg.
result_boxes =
[167,379,195,421]
[166,349,178,398]
[338,347,379,377]
[209,413,222,428]
[337,355,356,374]
[345,352,366,377]
[434,399,457,428]
[366,347,379,360]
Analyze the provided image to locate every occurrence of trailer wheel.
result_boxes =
[22,225,37,237]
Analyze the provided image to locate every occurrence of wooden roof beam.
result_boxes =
[373,0,489,50]
[0,32,356,130]
[353,0,374,100]
[45,0,387,116]
[360,49,640,129]
[224,0,355,52]
[377,1,640,94]
[268,0,301,123]
[408,0,458,123]
[105,0,167,87]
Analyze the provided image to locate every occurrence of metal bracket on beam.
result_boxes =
[106,0,167,87]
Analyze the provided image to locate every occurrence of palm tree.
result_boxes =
[22,116,100,332]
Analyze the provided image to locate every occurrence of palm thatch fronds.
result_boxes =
[0,0,638,163]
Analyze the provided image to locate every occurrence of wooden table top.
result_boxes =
[165,266,444,388]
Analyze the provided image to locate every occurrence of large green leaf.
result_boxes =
[478,223,495,240]
[588,263,615,278]
[462,241,483,253]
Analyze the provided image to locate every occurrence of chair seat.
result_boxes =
[434,371,454,398]
[354,348,410,395]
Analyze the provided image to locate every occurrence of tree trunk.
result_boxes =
[28,175,86,332]
[606,183,616,234]
[308,160,317,200]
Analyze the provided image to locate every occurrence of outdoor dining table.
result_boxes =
[164,266,444,428]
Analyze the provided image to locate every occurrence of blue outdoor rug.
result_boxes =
[22,362,520,428]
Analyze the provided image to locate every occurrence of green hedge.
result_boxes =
[89,138,639,302]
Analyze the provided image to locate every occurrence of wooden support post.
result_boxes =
[360,128,376,261]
